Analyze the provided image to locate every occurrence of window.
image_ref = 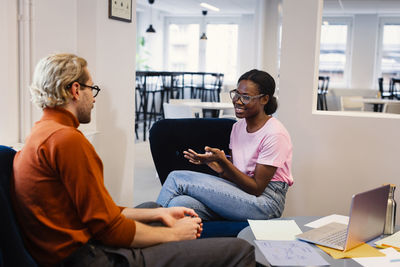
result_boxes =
[319,18,352,87]
[165,18,239,84]
[168,24,199,72]
[377,18,400,86]
[205,24,238,83]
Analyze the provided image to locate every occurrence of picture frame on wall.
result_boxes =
[109,0,132,23]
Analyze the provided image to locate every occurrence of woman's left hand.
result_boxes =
[184,146,226,164]
[184,146,228,174]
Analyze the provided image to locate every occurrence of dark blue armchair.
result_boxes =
[149,118,249,238]
[0,145,37,267]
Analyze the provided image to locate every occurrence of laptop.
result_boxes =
[296,185,390,251]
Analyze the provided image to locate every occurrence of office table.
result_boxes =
[351,98,400,112]
[177,101,234,117]
[178,101,234,111]
[238,216,375,267]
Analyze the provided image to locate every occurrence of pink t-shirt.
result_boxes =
[229,117,293,186]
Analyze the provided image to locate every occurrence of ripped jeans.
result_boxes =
[156,170,288,221]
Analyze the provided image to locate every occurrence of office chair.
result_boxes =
[0,145,37,267]
[317,76,330,110]
[391,78,400,100]
[149,119,248,237]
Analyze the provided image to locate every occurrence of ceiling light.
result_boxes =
[200,2,220,12]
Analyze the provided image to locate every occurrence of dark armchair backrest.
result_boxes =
[0,145,37,267]
[149,118,236,185]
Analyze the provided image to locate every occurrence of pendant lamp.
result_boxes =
[146,0,156,33]
[146,24,156,33]
[200,10,207,40]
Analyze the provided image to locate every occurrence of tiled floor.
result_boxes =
[133,127,161,206]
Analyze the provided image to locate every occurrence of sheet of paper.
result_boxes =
[248,219,302,240]
[375,230,400,249]
[353,247,400,267]
[316,243,385,259]
[255,240,329,266]
[304,214,349,228]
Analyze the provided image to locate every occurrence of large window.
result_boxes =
[205,24,238,83]
[168,24,199,72]
[377,18,400,85]
[166,18,239,84]
[319,18,352,87]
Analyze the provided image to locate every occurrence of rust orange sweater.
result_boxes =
[12,108,136,266]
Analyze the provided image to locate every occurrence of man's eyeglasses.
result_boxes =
[78,83,101,97]
[229,89,265,105]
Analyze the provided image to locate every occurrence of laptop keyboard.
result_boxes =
[319,228,347,247]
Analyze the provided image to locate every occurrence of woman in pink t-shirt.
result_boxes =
[157,69,293,221]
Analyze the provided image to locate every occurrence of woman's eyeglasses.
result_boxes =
[78,83,101,98]
[229,89,264,105]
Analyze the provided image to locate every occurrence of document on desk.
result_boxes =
[353,247,400,267]
[255,240,329,266]
[304,214,349,228]
[248,219,302,240]
[375,230,400,250]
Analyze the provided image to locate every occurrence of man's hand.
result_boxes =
[131,216,202,247]
[170,216,203,240]
[158,207,199,227]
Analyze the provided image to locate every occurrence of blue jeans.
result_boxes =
[156,170,288,221]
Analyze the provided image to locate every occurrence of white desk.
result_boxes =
[237,216,399,267]
[179,101,234,111]
[351,98,400,112]
[164,101,235,119]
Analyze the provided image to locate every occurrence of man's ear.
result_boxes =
[69,82,80,100]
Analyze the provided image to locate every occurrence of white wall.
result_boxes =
[29,0,79,128]
[255,0,281,81]
[90,1,136,206]
[279,0,400,224]
[237,15,256,77]
[0,0,136,206]
[0,0,19,145]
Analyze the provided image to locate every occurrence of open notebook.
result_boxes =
[296,185,390,251]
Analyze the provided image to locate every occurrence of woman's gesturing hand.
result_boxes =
[183,146,229,174]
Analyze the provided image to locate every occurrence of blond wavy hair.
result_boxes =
[30,53,89,108]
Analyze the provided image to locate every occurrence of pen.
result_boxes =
[390,259,400,262]
[382,243,400,250]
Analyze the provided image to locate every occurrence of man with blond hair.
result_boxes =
[12,53,255,266]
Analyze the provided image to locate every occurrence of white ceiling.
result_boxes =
[323,0,400,14]
[136,0,258,16]
[136,0,400,16]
